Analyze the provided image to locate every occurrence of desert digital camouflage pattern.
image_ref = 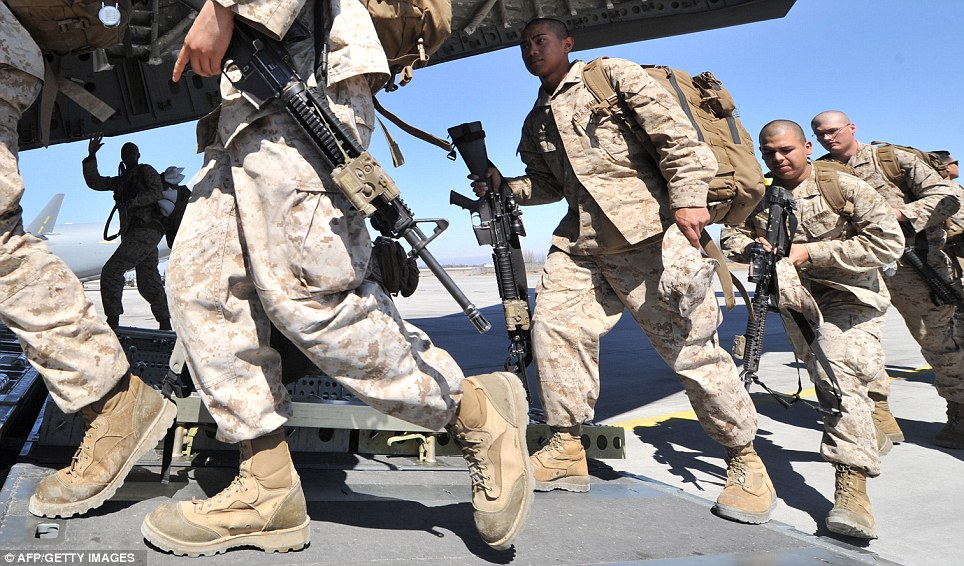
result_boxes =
[0,5,128,413]
[168,1,463,443]
[723,167,903,474]
[842,143,964,405]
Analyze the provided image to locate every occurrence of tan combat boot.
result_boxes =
[29,373,176,518]
[875,425,893,456]
[712,443,777,524]
[826,464,877,539]
[531,427,589,493]
[934,401,964,449]
[141,429,309,556]
[447,372,533,550]
[869,392,904,444]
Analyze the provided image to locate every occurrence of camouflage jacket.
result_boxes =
[0,3,44,81]
[203,0,389,150]
[722,166,903,311]
[83,156,165,235]
[505,58,717,255]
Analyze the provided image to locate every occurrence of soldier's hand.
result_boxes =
[892,207,907,222]
[469,166,503,197]
[673,207,710,249]
[754,236,774,253]
[174,0,235,82]
[788,243,810,266]
[87,134,103,157]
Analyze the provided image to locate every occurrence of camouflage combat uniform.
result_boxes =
[0,3,128,412]
[505,57,758,448]
[834,143,964,405]
[167,0,463,443]
[723,167,904,475]
[82,157,171,325]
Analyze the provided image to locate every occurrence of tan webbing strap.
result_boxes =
[39,62,59,147]
[57,77,116,122]
[376,116,406,167]
[700,230,747,311]
[812,161,854,217]
[372,96,452,163]
[582,57,620,116]
[872,143,905,189]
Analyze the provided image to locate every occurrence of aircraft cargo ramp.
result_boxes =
[0,271,960,565]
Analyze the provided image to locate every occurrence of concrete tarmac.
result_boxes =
[85,266,964,566]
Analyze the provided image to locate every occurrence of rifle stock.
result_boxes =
[449,122,534,399]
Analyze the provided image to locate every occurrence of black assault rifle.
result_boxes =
[734,185,797,398]
[899,222,964,311]
[734,184,843,415]
[448,122,534,400]
[177,0,489,333]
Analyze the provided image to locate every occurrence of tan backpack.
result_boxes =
[364,0,451,92]
[6,0,131,56]
[582,58,766,226]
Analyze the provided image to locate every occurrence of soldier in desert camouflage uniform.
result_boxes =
[0,3,177,522]
[812,111,964,449]
[138,0,533,556]
[470,18,776,525]
[82,136,171,330]
[723,120,904,539]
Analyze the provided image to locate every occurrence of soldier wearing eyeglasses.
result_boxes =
[812,110,964,451]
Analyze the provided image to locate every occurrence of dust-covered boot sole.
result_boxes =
[28,399,177,518]
[141,516,311,557]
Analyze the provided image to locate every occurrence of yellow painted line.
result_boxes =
[609,387,820,431]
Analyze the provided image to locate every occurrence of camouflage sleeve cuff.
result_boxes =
[214,0,304,39]
[805,241,831,267]
[668,186,709,210]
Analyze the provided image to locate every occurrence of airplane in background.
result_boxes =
[25,194,171,282]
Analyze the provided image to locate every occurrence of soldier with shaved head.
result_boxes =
[723,119,903,538]
[812,111,964,450]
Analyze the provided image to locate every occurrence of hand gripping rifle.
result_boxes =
[898,222,964,311]
[448,122,534,400]
[734,185,797,400]
[734,184,843,415]
[178,0,489,333]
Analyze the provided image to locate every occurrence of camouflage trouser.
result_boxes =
[876,263,964,404]
[101,226,170,322]
[781,290,881,476]
[0,65,127,412]
[166,76,463,443]
[532,233,758,448]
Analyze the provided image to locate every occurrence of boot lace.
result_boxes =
[724,448,749,486]
[833,465,858,506]
[194,472,252,511]
[66,419,100,477]
[451,432,491,492]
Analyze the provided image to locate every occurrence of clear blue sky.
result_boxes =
[17,0,964,264]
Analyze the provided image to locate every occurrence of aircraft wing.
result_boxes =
[17,0,794,150]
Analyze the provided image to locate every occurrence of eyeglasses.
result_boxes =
[812,123,852,141]
[949,161,959,166]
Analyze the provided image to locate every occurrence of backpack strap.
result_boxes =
[700,230,748,311]
[812,161,854,218]
[871,142,905,189]
[372,96,453,167]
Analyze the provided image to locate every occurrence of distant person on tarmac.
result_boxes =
[82,134,171,330]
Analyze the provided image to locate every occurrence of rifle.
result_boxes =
[448,122,534,400]
[177,0,489,333]
[734,185,797,398]
[734,184,843,415]
[898,222,964,310]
